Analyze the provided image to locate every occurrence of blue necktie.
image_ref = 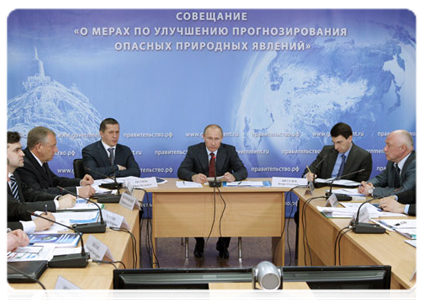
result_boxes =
[337,154,346,178]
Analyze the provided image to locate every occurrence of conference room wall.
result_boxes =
[7,9,416,195]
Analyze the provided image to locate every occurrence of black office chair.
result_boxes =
[73,158,86,179]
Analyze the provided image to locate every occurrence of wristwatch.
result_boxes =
[368,188,374,196]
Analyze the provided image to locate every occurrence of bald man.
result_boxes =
[359,130,415,197]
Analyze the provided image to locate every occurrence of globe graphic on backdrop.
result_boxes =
[235,22,416,175]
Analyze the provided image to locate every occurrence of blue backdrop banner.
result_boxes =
[8,9,416,190]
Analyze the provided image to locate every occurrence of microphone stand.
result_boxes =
[30,212,89,268]
[58,186,106,233]
[84,166,123,193]
[84,167,123,203]
[325,168,365,199]
[350,196,385,234]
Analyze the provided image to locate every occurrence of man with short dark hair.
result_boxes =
[178,124,248,259]
[303,122,372,182]
[359,130,415,197]
[4,157,55,234]
[82,118,140,179]
[16,126,95,197]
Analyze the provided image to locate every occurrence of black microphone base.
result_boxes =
[325,192,352,201]
[95,194,121,203]
[353,223,386,234]
[209,181,222,188]
[48,253,89,268]
[72,222,106,233]
[99,183,123,190]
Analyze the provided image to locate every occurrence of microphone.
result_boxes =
[29,211,89,268]
[84,166,123,194]
[84,167,123,203]
[209,154,221,188]
[308,153,329,184]
[325,168,365,199]
[350,196,385,234]
[57,186,106,233]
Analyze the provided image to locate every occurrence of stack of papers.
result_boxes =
[374,219,416,240]
[317,203,405,218]
[315,178,360,187]
[176,181,203,188]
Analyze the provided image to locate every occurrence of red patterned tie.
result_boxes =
[209,152,216,177]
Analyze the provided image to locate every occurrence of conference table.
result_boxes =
[295,187,416,289]
[8,199,141,290]
[136,178,289,268]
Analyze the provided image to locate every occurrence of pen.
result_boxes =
[238,181,242,185]
[394,221,406,226]
[306,165,312,174]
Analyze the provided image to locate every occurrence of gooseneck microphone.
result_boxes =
[325,168,366,199]
[84,166,123,194]
[308,153,329,184]
[57,186,106,233]
[350,196,385,234]
[29,211,89,268]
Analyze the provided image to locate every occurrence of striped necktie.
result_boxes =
[9,174,20,201]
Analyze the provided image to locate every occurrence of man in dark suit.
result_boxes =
[359,130,415,197]
[379,189,416,216]
[303,122,372,183]
[82,118,140,179]
[4,157,55,234]
[178,124,248,259]
[16,126,95,197]
[7,131,76,214]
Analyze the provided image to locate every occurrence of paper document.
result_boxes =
[226,181,264,187]
[315,178,360,187]
[176,181,203,188]
[318,203,406,218]
[377,219,416,229]
[58,199,103,211]
[7,245,55,262]
[330,188,365,197]
[34,211,100,233]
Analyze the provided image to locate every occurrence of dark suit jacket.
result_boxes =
[177,143,248,181]
[7,194,32,230]
[7,171,57,212]
[369,151,416,197]
[16,148,80,195]
[396,188,416,216]
[303,143,372,182]
[82,141,140,179]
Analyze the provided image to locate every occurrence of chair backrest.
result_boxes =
[73,159,85,179]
